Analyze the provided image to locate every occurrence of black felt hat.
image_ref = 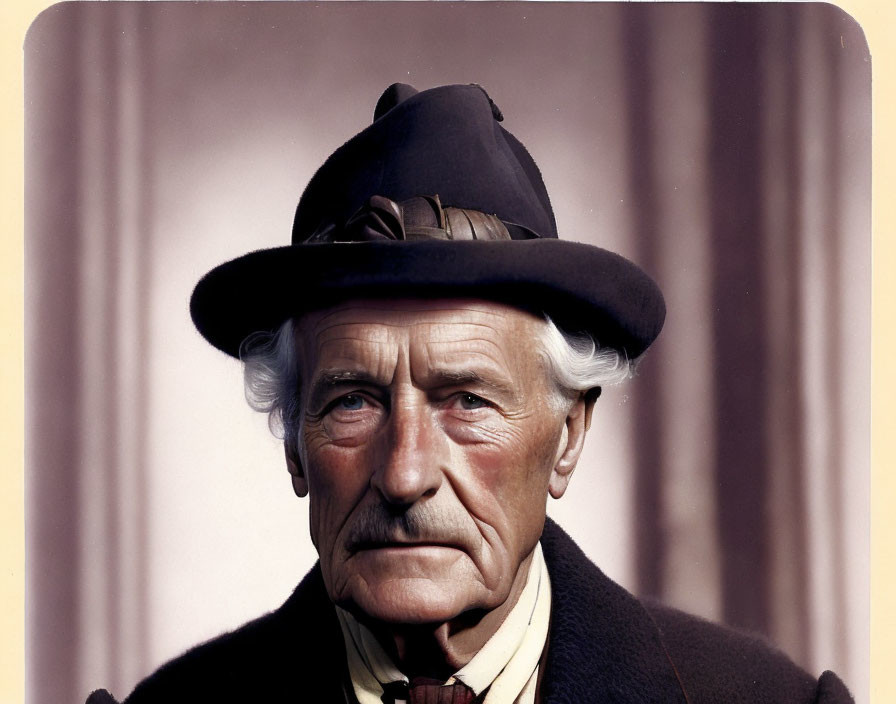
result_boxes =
[190,83,665,358]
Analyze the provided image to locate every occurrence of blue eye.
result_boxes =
[459,393,486,410]
[337,394,364,411]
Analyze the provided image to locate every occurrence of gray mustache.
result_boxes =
[346,502,470,551]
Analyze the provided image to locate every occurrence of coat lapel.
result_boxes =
[272,566,356,702]
[539,518,688,703]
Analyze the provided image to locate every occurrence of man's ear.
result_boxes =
[285,442,308,498]
[548,390,599,500]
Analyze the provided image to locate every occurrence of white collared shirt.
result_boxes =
[336,542,551,704]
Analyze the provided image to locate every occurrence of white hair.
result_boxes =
[537,316,633,405]
[240,314,633,445]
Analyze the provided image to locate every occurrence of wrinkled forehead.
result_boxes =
[293,298,547,376]
[298,297,541,334]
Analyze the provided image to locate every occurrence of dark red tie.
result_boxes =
[380,677,480,704]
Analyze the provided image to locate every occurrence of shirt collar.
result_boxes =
[337,542,551,704]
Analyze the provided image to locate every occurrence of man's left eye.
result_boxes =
[457,393,487,410]
[336,394,365,411]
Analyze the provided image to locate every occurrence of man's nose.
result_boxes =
[371,397,445,507]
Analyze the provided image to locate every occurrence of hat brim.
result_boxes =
[190,239,665,359]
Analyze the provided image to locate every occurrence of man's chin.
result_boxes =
[344,579,480,626]
[328,547,500,624]
[350,589,476,626]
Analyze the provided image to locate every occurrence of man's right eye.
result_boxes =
[336,394,364,411]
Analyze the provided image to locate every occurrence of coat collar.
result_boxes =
[538,517,688,703]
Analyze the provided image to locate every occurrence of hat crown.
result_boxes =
[291,83,558,245]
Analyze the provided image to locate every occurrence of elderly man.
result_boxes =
[88,84,852,703]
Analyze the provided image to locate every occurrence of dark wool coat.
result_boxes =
[88,519,853,704]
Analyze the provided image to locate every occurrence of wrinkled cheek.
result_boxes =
[447,422,507,449]
[309,445,371,496]
[459,442,520,491]
[306,491,350,596]
[463,442,554,561]
[305,445,371,565]
[305,487,331,556]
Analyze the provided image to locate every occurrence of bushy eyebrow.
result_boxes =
[319,370,378,385]
[427,369,516,398]
[307,370,382,411]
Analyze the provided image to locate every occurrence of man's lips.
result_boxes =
[349,540,464,553]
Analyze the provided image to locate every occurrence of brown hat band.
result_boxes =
[306,194,515,243]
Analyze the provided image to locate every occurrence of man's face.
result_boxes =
[292,299,580,626]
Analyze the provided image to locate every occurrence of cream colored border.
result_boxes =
[3,1,42,702]
[842,1,896,701]
[4,2,890,703]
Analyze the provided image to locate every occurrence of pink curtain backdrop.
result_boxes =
[25,3,870,703]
